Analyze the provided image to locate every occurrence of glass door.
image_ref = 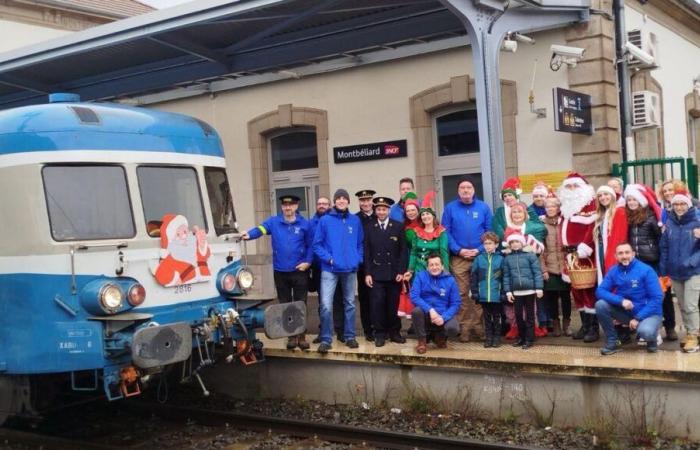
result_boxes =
[274,186,311,218]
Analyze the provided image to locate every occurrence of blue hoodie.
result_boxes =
[389,203,405,223]
[410,270,461,322]
[595,258,663,321]
[246,214,313,272]
[660,206,700,280]
[441,197,493,254]
[313,207,364,273]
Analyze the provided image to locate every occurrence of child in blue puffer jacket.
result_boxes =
[470,232,505,348]
[503,232,544,349]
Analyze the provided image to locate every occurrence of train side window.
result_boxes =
[204,167,238,235]
[42,165,135,241]
[137,166,207,237]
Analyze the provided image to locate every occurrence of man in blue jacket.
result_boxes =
[595,242,663,355]
[243,195,313,350]
[441,176,493,342]
[388,177,415,223]
[313,189,364,353]
[410,253,461,354]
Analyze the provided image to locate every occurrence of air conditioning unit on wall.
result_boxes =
[632,91,661,128]
[627,29,659,68]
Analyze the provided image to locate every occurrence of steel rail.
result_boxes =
[133,402,544,450]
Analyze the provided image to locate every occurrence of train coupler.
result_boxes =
[119,366,141,398]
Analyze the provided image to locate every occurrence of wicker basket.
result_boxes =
[567,255,597,290]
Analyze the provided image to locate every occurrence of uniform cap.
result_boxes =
[279,195,301,204]
[355,189,376,199]
[372,196,395,208]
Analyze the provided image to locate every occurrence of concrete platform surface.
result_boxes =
[260,335,700,383]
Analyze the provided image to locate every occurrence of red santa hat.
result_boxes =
[501,177,522,199]
[505,231,527,245]
[671,188,693,208]
[561,171,590,188]
[160,214,188,258]
[532,181,549,196]
[624,184,663,225]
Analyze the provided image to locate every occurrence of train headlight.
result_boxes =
[220,273,237,293]
[127,283,146,307]
[99,284,123,312]
[237,269,254,290]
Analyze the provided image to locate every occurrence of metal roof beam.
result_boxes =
[0,75,51,94]
[230,3,446,54]
[148,35,230,68]
[224,0,345,54]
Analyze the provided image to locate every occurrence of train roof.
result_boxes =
[0,96,224,157]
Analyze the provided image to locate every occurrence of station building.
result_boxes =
[0,0,699,295]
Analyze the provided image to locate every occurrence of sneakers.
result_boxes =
[345,339,359,349]
[646,343,658,353]
[600,343,622,355]
[317,342,332,354]
[297,335,310,351]
[286,336,298,350]
[683,335,699,353]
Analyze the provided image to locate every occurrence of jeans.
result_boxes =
[595,300,662,347]
[319,271,357,344]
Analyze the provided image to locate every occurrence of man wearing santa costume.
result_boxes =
[558,172,600,342]
[154,214,211,286]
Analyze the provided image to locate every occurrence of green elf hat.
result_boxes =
[501,176,522,200]
[419,191,437,216]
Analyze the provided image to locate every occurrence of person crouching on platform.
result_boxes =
[242,195,313,350]
[410,253,461,354]
[470,232,505,348]
[595,242,663,355]
[503,232,544,350]
[363,196,407,347]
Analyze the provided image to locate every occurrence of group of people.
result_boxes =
[243,172,700,356]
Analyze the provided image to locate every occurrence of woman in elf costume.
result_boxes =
[402,192,421,251]
[405,192,449,277]
[492,177,524,240]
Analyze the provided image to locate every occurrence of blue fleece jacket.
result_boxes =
[660,206,700,280]
[595,258,663,321]
[312,207,364,273]
[310,212,325,266]
[441,197,493,254]
[389,203,404,223]
[410,270,461,322]
[246,214,313,272]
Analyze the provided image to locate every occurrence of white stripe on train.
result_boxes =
[0,150,226,169]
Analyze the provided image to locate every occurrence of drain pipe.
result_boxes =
[613,0,634,162]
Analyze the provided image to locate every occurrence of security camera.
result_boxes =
[624,41,655,66]
[550,45,585,59]
[549,44,585,71]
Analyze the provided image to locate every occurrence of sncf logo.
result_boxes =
[384,144,400,155]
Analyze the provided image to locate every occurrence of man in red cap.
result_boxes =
[558,172,600,342]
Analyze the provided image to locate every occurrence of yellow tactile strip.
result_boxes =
[260,336,700,383]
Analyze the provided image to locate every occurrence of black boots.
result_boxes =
[583,313,600,343]
[572,311,587,340]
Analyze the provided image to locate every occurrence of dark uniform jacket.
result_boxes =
[363,218,407,281]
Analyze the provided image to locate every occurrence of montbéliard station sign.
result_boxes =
[333,139,407,164]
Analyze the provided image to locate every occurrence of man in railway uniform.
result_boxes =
[595,242,663,355]
[154,214,211,287]
[559,172,600,343]
[313,189,364,353]
[356,189,377,341]
[363,196,407,347]
[242,195,313,350]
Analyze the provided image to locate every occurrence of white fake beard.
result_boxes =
[558,183,595,219]
[168,234,198,265]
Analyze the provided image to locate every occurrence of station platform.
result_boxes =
[258,335,700,383]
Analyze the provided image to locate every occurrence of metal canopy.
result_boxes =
[0,0,471,108]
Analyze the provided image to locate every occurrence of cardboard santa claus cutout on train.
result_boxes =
[153,214,211,287]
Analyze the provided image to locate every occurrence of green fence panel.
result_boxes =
[610,157,699,198]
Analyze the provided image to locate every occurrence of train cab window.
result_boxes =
[42,165,135,241]
[137,166,207,236]
[204,167,238,235]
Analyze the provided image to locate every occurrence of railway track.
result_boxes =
[128,402,544,450]
[1,400,545,450]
